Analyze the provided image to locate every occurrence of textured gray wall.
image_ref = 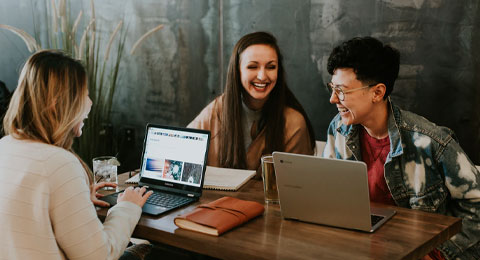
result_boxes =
[1,0,479,167]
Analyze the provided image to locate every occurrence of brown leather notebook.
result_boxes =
[174,196,265,236]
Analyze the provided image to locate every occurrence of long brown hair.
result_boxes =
[220,31,315,168]
[3,50,93,185]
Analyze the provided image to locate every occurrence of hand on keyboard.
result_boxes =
[118,186,153,208]
[91,182,117,207]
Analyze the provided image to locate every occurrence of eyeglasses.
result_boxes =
[326,82,377,101]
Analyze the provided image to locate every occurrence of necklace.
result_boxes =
[362,128,389,162]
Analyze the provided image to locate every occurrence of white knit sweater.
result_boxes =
[0,135,142,260]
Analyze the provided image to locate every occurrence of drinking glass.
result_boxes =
[93,156,119,190]
[261,155,279,204]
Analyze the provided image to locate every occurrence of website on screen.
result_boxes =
[141,127,208,187]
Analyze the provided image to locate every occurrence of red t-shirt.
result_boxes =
[360,128,445,260]
[360,128,396,205]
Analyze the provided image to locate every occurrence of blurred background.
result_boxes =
[1,0,479,171]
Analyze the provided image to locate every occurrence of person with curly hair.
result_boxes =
[323,36,480,260]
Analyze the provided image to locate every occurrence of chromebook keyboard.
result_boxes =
[145,190,193,208]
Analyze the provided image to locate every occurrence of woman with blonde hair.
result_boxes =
[0,50,152,260]
[189,32,315,174]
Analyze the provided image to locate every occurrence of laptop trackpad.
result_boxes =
[142,204,168,215]
[99,193,119,207]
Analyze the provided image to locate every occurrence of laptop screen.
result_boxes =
[139,124,210,194]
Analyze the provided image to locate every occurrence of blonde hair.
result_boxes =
[3,50,93,185]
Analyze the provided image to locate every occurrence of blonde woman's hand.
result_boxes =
[90,182,117,207]
[117,186,153,208]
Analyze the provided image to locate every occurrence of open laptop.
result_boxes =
[100,124,210,215]
[272,152,396,232]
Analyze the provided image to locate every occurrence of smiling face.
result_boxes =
[239,44,278,110]
[329,68,375,126]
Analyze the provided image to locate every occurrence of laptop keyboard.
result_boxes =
[371,215,385,226]
[145,190,193,208]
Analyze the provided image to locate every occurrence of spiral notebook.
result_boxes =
[125,173,141,184]
[126,166,256,191]
[203,166,256,191]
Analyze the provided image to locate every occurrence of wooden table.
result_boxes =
[97,173,461,260]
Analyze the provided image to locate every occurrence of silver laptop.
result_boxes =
[101,124,210,215]
[272,152,395,232]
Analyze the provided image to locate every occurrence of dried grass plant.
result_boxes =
[0,0,163,166]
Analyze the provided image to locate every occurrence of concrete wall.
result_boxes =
[1,0,479,168]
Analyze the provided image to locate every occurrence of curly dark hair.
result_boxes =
[327,37,400,99]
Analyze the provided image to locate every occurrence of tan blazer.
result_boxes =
[188,95,314,176]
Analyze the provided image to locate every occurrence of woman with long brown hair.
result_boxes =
[189,32,315,174]
[0,50,152,260]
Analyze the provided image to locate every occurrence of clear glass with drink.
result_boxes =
[93,156,119,190]
[261,155,279,204]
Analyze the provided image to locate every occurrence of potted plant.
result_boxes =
[0,0,163,166]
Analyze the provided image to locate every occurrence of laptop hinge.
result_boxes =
[187,193,194,197]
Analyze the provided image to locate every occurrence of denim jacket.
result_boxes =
[323,102,480,260]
